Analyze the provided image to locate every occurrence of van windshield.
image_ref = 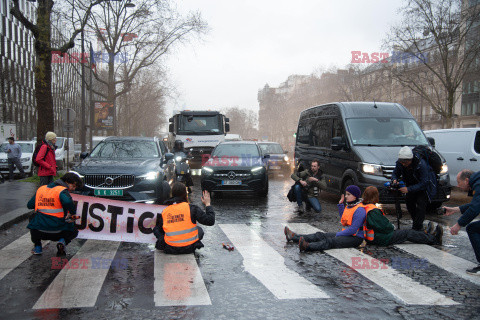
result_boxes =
[346,118,428,146]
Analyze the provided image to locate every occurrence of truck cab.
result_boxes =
[168,111,230,168]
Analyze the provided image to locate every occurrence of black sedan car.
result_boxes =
[258,142,291,175]
[201,141,269,197]
[71,136,175,204]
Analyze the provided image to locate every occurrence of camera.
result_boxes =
[384,180,405,191]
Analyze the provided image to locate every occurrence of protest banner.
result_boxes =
[71,194,166,243]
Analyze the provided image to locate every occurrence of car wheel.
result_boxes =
[259,180,269,197]
[156,180,171,205]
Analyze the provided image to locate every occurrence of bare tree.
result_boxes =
[117,66,167,136]
[223,107,258,140]
[385,0,480,128]
[10,0,106,143]
[87,0,207,134]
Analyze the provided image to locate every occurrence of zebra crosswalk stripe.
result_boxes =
[286,223,459,305]
[0,233,48,281]
[395,244,480,286]
[33,240,120,309]
[220,223,330,299]
[154,251,212,306]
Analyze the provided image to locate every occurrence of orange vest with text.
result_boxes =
[340,203,364,237]
[362,203,385,241]
[162,202,199,247]
[35,185,67,218]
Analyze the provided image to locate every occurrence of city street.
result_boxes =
[0,175,479,319]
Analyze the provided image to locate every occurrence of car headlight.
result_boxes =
[440,163,448,175]
[251,166,264,174]
[360,163,383,176]
[175,156,183,162]
[284,156,289,162]
[139,171,160,180]
[21,157,31,163]
[201,167,213,176]
[69,170,84,179]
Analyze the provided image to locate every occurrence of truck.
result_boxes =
[168,111,230,168]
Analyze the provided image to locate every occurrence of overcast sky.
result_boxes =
[165,0,404,115]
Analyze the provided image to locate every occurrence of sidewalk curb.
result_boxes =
[0,208,33,230]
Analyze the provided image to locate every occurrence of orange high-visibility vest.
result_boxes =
[340,203,364,237]
[162,202,199,247]
[35,185,67,218]
[362,203,385,241]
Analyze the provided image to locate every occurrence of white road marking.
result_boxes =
[33,240,120,309]
[154,251,211,306]
[0,233,48,281]
[220,223,330,299]
[285,223,458,305]
[395,244,480,286]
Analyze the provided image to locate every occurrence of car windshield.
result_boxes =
[1,142,34,153]
[346,118,428,146]
[89,140,159,158]
[178,114,223,135]
[259,143,284,155]
[212,144,260,157]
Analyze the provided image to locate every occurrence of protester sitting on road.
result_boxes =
[36,131,58,186]
[362,186,443,246]
[284,185,366,252]
[27,172,83,256]
[444,169,480,275]
[153,182,215,254]
[290,159,326,214]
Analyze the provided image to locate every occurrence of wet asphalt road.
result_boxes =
[0,174,479,320]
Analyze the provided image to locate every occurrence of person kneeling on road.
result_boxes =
[284,185,366,252]
[444,169,480,276]
[153,182,215,254]
[290,159,326,214]
[27,172,83,256]
[362,186,443,247]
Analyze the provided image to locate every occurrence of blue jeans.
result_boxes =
[466,221,480,264]
[294,184,322,213]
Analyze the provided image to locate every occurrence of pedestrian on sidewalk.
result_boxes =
[36,131,57,186]
[362,186,443,246]
[4,137,25,181]
[27,172,83,256]
[153,182,215,254]
[284,185,366,252]
[444,169,480,276]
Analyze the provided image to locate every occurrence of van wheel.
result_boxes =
[342,179,354,195]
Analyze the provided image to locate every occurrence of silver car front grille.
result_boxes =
[382,166,396,179]
[84,174,135,188]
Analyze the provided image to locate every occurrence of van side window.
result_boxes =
[475,131,480,154]
[332,119,345,139]
[312,118,331,147]
[297,119,314,146]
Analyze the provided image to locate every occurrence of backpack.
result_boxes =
[32,142,48,167]
[412,145,442,174]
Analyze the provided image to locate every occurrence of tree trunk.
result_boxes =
[35,0,54,144]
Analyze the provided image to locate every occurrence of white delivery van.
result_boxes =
[55,137,75,170]
[424,128,480,186]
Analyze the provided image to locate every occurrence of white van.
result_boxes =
[55,137,75,170]
[424,128,480,186]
